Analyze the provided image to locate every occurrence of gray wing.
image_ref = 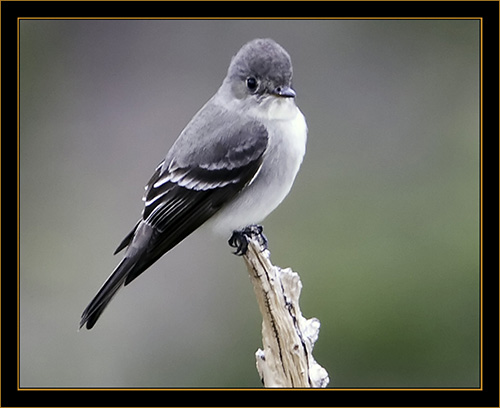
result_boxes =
[80,118,268,329]
[120,118,269,275]
[126,122,267,274]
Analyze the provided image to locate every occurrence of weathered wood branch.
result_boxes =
[240,230,330,388]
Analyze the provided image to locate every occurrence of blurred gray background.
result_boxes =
[20,19,479,388]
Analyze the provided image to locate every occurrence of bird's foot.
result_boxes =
[228,224,268,256]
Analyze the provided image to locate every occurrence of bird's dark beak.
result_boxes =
[272,86,296,98]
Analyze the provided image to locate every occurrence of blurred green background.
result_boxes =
[20,19,479,388]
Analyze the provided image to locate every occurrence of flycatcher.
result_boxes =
[80,38,307,329]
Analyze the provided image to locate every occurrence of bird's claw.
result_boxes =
[228,225,268,256]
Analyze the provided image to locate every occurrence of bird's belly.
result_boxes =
[207,109,307,236]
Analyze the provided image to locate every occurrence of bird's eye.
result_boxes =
[246,77,258,92]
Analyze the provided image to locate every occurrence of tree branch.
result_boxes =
[240,230,330,388]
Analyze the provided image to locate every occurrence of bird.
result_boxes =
[80,38,307,330]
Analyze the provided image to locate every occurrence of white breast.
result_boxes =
[208,100,307,236]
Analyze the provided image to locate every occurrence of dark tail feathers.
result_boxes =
[79,256,139,330]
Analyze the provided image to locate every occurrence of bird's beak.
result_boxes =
[272,86,296,98]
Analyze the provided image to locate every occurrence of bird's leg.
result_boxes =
[228,230,248,256]
[252,225,269,250]
[228,224,268,256]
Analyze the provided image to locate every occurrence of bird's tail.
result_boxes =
[79,256,139,330]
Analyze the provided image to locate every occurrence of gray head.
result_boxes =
[223,38,296,101]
